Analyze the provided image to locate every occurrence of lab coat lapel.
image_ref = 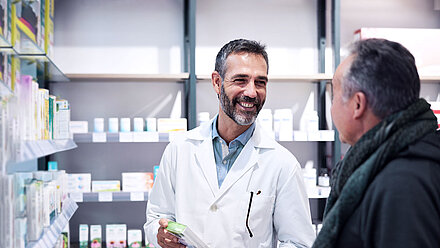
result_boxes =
[216,137,259,198]
[193,127,220,197]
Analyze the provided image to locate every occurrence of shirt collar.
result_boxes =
[211,115,255,146]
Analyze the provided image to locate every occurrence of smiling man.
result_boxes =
[144,39,315,248]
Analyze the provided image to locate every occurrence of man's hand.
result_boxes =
[157,218,186,248]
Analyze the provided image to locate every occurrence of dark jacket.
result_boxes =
[335,131,440,248]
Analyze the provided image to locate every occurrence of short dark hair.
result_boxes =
[215,39,269,79]
[343,38,420,119]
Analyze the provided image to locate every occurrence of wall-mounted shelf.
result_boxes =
[20,55,70,82]
[26,198,78,248]
[196,73,333,82]
[7,139,77,174]
[73,130,335,143]
[69,191,149,203]
[73,132,172,143]
[65,73,190,82]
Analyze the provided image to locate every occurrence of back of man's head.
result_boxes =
[343,38,420,119]
[215,39,269,80]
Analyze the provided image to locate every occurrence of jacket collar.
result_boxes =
[187,116,277,149]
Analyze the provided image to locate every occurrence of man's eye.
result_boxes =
[233,79,246,83]
[256,81,267,86]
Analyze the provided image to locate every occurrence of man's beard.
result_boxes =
[219,84,264,125]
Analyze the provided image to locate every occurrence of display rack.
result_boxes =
[66,73,189,82]
[26,198,78,248]
[72,131,335,143]
[69,191,149,203]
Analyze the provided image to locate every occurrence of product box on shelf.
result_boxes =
[90,224,102,248]
[26,179,44,242]
[44,0,54,58]
[67,173,91,193]
[106,224,127,248]
[122,172,154,192]
[70,120,88,134]
[157,118,187,132]
[12,0,44,53]
[127,229,142,248]
[92,180,120,192]
[0,0,11,44]
[54,99,70,139]
[79,224,89,248]
[354,28,440,76]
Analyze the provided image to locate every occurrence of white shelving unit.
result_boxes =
[69,191,149,203]
[26,198,78,248]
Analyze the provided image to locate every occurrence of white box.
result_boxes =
[70,121,88,134]
[122,172,154,192]
[157,118,187,132]
[133,118,144,132]
[108,118,119,133]
[92,180,120,192]
[94,118,105,133]
[120,118,131,132]
[127,229,142,248]
[67,173,91,193]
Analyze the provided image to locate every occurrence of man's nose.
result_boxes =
[243,81,257,98]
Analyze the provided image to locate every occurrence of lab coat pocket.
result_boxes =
[244,194,275,245]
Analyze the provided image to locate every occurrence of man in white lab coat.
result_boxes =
[144,39,315,247]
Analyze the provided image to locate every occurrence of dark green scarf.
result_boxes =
[312,99,438,248]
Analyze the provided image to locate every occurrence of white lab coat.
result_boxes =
[144,119,315,248]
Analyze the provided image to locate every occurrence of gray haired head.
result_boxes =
[342,38,420,119]
[215,39,269,80]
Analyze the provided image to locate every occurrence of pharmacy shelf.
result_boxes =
[14,36,45,55]
[196,73,333,82]
[26,197,78,248]
[19,55,70,82]
[69,191,149,203]
[65,73,190,82]
[7,139,77,173]
[21,139,77,162]
[73,132,176,143]
[73,130,335,143]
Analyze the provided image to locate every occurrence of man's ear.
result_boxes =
[353,91,367,120]
[212,71,222,95]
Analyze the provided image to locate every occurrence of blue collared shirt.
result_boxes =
[212,115,255,188]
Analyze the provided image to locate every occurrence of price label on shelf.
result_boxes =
[130,191,145,201]
[133,132,159,142]
[92,132,107,142]
[98,192,113,202]
[69,192,83,202]
[119,132,134,142]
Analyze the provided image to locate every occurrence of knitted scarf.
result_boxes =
[312,99,438,248]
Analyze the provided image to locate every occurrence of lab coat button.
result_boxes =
[210,204,218,212]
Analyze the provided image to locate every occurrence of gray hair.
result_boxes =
[342,38,420,119]
[215,39,269,79]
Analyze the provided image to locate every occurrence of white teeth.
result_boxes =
[240,102,254,108]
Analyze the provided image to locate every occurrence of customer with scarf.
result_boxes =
[313,38,440,248]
